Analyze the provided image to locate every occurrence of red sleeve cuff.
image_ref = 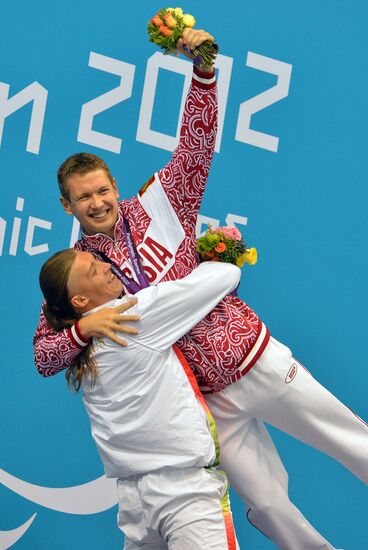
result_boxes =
[71,320,89,347]
[192,67,216,88]
[193,66,215,79]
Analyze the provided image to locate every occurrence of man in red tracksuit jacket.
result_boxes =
[34,27,367,550]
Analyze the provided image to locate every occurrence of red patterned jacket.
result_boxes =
[34,67,269,393]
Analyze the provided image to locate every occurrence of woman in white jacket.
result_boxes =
[39,248,241,550]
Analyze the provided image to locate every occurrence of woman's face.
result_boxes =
[68,251,123,311]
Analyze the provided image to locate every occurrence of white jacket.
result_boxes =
[81,262,240,478]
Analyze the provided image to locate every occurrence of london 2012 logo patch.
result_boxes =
[285,363,298,384]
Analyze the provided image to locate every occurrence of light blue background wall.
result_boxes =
[0,1,367,548]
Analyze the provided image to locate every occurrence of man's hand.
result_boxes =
[177,28,215,73]
[77,299,140,346]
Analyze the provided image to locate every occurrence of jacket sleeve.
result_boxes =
[134,262,241,351]
[33,303,89,377]
[156,66,217,235]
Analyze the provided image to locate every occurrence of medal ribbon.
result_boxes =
[92,218,149,295]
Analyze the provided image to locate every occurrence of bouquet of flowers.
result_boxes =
[196,225,258,267]
[147,7,218,68]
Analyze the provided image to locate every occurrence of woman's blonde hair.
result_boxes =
[39,249,97,391]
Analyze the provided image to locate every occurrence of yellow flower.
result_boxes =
[182,13,196,28]
[246,248,258,265]
[173,7,183,16]
[236,253,247,268]
[236,248,258,267]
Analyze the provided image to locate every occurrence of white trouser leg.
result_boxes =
[206,394,338,550]
[118,467,238,550]
[207,335,367,549]
[248,337,368,483]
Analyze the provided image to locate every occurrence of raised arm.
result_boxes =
[156,28,218,234]
[135,262,240,351]
[33,300,139,376]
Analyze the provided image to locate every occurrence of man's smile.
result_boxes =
[90,209,110,220]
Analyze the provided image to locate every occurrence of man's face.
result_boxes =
[61,169,119,238]
[68,251,123,311]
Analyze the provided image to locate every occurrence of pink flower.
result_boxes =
[214,226,242,241]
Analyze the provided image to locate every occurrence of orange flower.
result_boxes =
[163,12,177,28]
[215,242,227,253]
[151,14,162,27]
[206,250,215,258]
[159,24,173,37]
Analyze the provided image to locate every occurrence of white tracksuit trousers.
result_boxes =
[206,336,367,550]
[119,467,239,550]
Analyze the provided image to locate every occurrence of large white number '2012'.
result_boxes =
[0,50,292,156]
[79,50,292,155]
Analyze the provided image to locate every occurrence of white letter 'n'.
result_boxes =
[0,81,48,155]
